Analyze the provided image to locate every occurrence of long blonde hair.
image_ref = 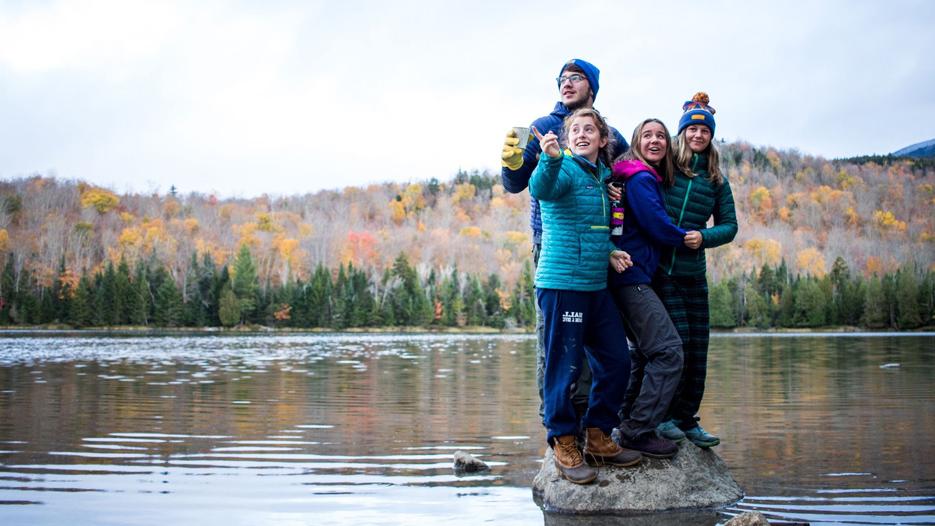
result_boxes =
[623,118,675,187]
[675,129,723,186]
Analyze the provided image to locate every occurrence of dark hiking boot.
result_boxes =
[684,425,720,448]
[583,428,642,467]
[618,431,679,459]
[552,435,597,484]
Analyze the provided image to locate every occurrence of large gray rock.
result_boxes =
[533,441,743,515]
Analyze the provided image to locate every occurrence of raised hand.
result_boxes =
[501,129,524,170]
[532,126,561,159]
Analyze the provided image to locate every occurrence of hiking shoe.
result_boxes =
[583,427,642,467]
[552,435,597,484]
[656,419,686,442]
[684,425,720,448]
[618,431,678,459]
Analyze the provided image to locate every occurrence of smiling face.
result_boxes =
[567,114,608,163]
[638,121,668,165]
[685,124,712,153]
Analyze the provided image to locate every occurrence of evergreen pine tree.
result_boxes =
[463,274,485,326]
[829,256,850,325]
[441,268,463,327]
[154,275,183,327]
[115,258,131,325]
[99,262,118,325]
[70,276,93,327]
[484,274,505,329]
[920,271,935,327]
[895,269,922,329]
[0,255,16,324]
[232,245,258,324]
[793,277,826,327]
[39,287,55,324]
[839,277,865,326]
[218,283,240,327]
[127,263,150,326]
[745,284,771,329]
[333,263,348,329]
[862,275,888,328]
[709,280,736,328]
[778,280,796,327]
[183,252,205,327]
[307,264,333,327]
[200,253,219,326]
[511,260,535,327]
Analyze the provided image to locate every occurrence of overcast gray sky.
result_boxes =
[1,0,933,197]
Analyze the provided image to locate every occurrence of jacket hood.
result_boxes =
[550,101,571,119]
[612,159,661,183]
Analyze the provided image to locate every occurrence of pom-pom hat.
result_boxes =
[678,92,716,136]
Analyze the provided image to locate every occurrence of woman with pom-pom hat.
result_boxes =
[654,92,738,448]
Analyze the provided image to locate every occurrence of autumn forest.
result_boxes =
[0,141,933,330]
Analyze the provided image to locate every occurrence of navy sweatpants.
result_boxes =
[537,288,630,443]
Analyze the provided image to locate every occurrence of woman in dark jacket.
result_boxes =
[654,93,738,448]
[608,118,688,459]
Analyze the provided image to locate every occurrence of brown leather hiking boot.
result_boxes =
[584,427,642,467]
[552,435,597,484]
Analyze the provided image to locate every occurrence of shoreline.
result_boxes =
[0,325,932,336]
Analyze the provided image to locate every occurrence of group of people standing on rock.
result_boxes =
[500,58,738,485]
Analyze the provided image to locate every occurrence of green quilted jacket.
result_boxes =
[529,152,616,291]
[659,153,738,277]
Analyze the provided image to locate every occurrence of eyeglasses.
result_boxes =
[556,74,586,88]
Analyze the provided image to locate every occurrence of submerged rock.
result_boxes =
[532,441,743,514]
[453,450,490,474]
[725,511,771,525]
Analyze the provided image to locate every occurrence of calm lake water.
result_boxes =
[0,332,932,526]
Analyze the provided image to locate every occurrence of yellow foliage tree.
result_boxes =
[503,230,529,247]
[0,229,8,252]
[796,247,826,277]
[460,226,482,238]
[872,210,907,232]
[401,183,425,214]
[766,149,782,173]
[451,183,476,204]
[744,238,782,267]
[388,199,406,225]
[80,188,120,214]
[750,186,773,219]
[255,212,281,232]
[845,207,860,227]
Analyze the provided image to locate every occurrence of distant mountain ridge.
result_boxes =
[893,138,935,158]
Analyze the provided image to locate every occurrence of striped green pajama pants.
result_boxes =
[654,273,710,430]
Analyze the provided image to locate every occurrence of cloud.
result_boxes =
[0,0,933,195]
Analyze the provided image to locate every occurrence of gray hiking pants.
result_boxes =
[611,284,683,440]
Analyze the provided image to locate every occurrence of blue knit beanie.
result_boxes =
[559,58,600,102]
[677,92,716,136]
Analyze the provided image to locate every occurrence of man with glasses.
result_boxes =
[500,58,628,420]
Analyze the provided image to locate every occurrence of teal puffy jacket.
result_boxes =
[529,152,616,291]
[659,152,738,277]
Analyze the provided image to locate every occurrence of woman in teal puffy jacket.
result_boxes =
[529,108,640,485]
[654,93,738,448]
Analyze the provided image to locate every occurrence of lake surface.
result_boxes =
[0,332,933,525]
